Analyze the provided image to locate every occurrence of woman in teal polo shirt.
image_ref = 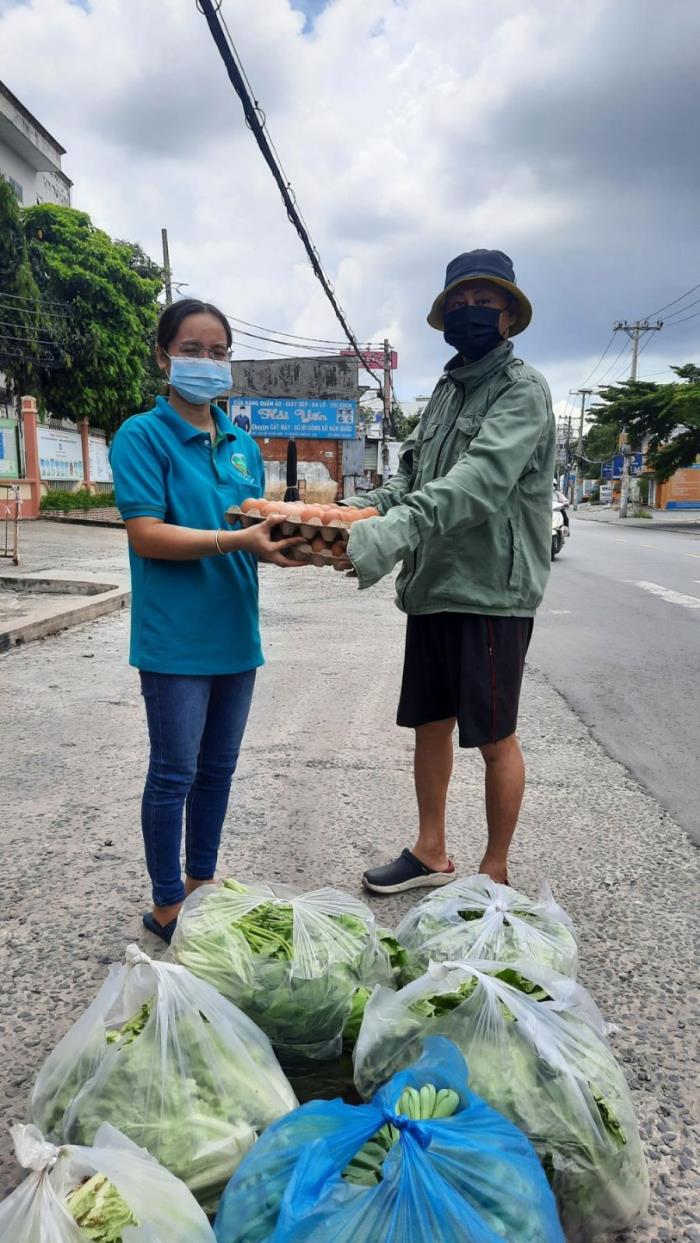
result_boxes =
[110,298,299,943]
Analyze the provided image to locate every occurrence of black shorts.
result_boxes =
[396,613,534,749]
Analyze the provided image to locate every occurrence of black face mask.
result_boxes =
[443,305,504,361]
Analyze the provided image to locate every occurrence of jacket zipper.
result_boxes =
[399,381,462,610]
[487,619,498,743]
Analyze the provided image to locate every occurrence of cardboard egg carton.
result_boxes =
[224,502,378,568]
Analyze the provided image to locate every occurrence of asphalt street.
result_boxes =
[530,518,700,845]
[0,523,697,1241]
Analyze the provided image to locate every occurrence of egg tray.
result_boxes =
[224,506,350,568]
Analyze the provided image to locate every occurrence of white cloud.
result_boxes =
[1,0,698,409]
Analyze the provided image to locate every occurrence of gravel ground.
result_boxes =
[0,547,697,1239]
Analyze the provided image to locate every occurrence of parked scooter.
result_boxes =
[551,501,570,560]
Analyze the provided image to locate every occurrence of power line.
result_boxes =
[644,281,700,320]
[229,332,334,360]
[663,308,700,328]
[662,294,700,321]
[594,338,630,385]
[0,289,70,309]
[225,311,382,348]
[577,332,617,388]
[227,321,355,355]
[196,0,387,390]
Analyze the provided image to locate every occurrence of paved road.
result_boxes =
[530,518,700,845]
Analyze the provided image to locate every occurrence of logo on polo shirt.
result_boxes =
[231,452,252,479]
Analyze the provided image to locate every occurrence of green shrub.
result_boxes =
[40,490,115,513]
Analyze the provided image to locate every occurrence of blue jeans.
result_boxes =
[139,670,256,907]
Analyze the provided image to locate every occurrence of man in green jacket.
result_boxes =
[344,249,555,893]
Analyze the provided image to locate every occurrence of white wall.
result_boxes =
[0,141,34,204]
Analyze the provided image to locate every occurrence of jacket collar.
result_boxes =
[443,340,514,389]
[154,395,237,442]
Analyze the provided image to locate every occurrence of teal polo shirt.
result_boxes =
[110,396,265,675]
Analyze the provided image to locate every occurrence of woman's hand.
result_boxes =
[231,516,305,567]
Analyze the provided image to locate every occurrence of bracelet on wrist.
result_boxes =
[214,528,227,555]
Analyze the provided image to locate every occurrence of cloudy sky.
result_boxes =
[1,0,699,420]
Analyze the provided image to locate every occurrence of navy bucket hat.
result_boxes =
[427,249,532,336]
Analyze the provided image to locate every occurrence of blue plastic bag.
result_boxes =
[215,1037,564,1243]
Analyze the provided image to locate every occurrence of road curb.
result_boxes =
[40,514,124,529]
[0,576,130,653]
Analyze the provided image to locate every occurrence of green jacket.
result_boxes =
[346,340,555,616]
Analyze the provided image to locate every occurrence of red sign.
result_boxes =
[341,348,398,370]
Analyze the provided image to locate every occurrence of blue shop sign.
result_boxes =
[229,397,356,440]
[601,453,644,479]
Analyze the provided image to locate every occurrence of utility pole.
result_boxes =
[571,388,592,509]
[612,319,663,517]
[161,228,173,305]
[382,338,392,482]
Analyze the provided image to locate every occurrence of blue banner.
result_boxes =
[601,453,644,479]
[229,397,356,440]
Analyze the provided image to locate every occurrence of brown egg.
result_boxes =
[321,509,343,526]
[310,534,326,553]
[330,540,347,558]
[241,497,260,513]
[362,506,380,518]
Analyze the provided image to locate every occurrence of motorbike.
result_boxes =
[551,502,570,560]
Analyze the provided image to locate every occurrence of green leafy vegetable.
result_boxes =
[65,1173,138,1243]
[64,1006,283,1213]
[173,879,395,1057]
[356,967,649,1240]
[395,878,578,982]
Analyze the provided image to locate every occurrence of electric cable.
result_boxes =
[197,0,386,389]
[577,332,616,388]
[644,281,700,320]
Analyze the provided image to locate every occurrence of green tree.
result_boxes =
[581,422,619,478]
[22,205,163,433]
[0,176,44,400]
[589,368,700,481]
[392,403,422,441]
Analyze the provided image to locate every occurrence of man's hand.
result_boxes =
[233,516,305,567]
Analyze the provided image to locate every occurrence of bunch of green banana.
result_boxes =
[342,1083,460,1187]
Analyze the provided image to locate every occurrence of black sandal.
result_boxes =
[142,911,178,944]
[362,848,456,895]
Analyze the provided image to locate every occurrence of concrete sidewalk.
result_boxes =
[0,544,697,1238]
[574,505,700,533]
[0,521,129,651]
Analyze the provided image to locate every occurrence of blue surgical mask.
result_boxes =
[168,355,232,404]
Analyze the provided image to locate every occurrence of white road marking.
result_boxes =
[627,580,700,610]
[548,609,572,615]
[686,552,700,559]
[641,543,657,549]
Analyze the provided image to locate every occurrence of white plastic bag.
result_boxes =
[0,1121,215,1242]
[396,875,577,980]
[171,879,396,1058]
[30,945,297,1214]
[354,959,649,1242]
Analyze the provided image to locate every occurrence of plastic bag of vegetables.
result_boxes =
[171,879,398,1058]
[214,1036,565,1243]
[0,1121,214,1242]
[396,875,577,980]
[30,944,297,1214]
[354,961,649,1241]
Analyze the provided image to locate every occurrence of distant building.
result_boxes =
[0,79,72,206]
